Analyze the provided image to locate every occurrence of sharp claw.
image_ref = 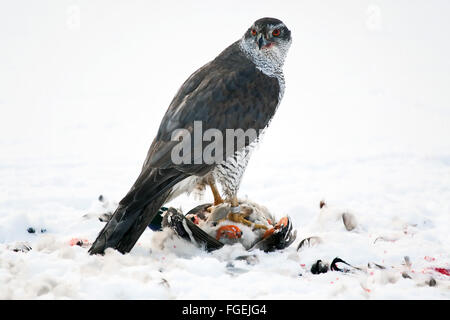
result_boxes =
[226,211,269,231]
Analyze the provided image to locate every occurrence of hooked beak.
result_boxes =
[257,34,267,49]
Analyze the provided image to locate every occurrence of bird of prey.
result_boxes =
[89,17,292,255]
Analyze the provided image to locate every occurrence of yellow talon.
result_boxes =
[225,212,268,230]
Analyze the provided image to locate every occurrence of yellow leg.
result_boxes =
[209,181,224,206]
[231,196,240,208]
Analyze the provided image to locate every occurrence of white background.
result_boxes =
[0,0,449,299]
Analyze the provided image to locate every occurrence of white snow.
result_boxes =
[0,0,449,299]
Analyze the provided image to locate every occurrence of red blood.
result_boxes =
[434,268,450,276]
[424,256,435,262]
[69,238,89,246]
[262,43,274,49]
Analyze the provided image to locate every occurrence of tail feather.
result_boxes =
[115,193,169,253]
[89,168,188,255]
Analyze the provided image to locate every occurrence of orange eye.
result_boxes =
[272,29,281,37]
[251,29,257,36]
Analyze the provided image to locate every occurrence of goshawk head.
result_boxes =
[240,17,292,72]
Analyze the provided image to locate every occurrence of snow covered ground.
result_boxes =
[0,1,449,299]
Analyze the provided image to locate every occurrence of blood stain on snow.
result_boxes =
[434,268,450,276]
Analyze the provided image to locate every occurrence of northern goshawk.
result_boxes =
[89,17,292,254]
